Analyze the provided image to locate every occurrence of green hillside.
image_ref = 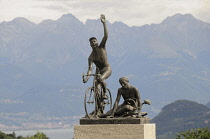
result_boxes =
[151,100,210,139]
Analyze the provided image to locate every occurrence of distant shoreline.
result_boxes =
[3,128,74,139]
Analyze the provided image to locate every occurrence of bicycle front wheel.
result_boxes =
[84,87,97,118]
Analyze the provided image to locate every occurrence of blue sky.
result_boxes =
[0,0,209,26]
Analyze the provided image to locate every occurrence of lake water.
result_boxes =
[4,128,74,139]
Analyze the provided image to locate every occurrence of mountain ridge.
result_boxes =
[0,13,210,120]
[1,13,210,26]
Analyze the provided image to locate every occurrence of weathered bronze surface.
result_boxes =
[99,77,151,118]
[82,15,151,119]
[82,14,112,118]
[80,117,150,125]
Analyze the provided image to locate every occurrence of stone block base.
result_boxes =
[74,124,156,139]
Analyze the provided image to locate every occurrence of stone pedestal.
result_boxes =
[74,118,156,139]
[74,124,156,139]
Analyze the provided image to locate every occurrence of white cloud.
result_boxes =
[194,0,210,23]
[0,0,209,26]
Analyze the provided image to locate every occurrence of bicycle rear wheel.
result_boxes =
[102,88,112,113]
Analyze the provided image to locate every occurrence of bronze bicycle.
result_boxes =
[82,73,112,118]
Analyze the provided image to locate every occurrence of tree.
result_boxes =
[29,132,49,139]
[176,127,210,139]
[0,131,16,139]
[17,136,27,139]
[0,131,49,139]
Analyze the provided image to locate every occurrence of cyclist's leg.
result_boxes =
[99,103,123,118]
[115,105,134,117]
[100,67,112,80]
[99,67,112,99]
[95,81,105,115]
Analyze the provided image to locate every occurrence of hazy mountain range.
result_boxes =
[0,13,210,118]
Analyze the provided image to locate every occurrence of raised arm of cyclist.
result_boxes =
[99,14,108,48]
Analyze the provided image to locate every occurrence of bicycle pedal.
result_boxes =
[87,101,94,104]
[102,94,108,99]
[104,102,110,105]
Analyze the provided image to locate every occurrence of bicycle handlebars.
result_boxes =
[82,73,101,77]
